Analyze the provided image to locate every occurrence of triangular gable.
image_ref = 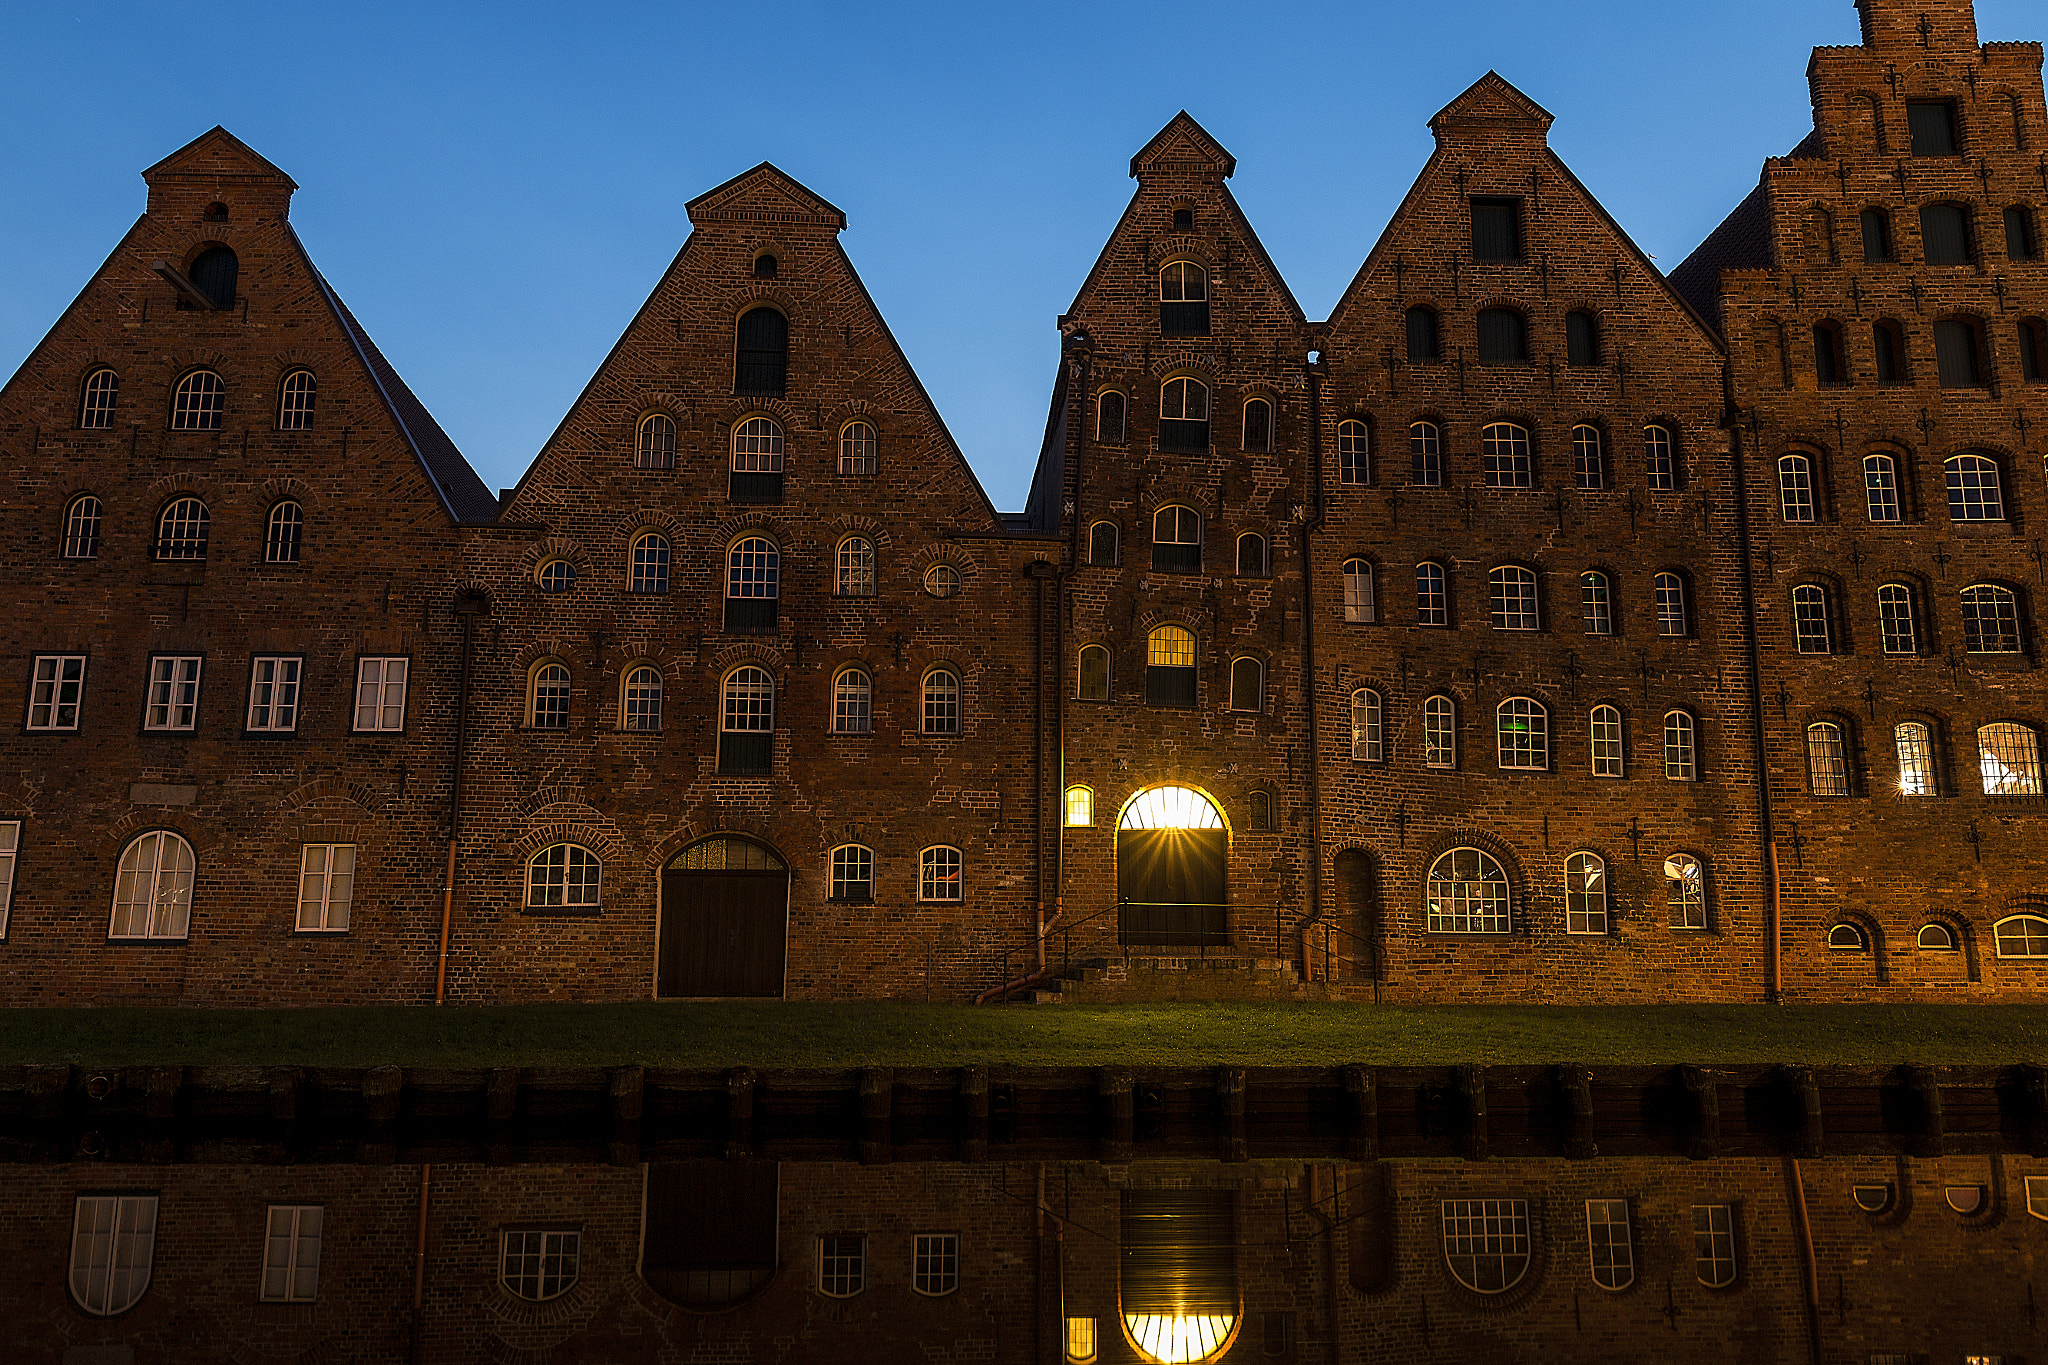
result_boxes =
[1129,111,1236,179]
[1428,71,1555,141]
[141,125,298,190]
[685,162,847,229]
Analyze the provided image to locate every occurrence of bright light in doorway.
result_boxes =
[1124,1313,1235,1363]
[1119,786,1223,830]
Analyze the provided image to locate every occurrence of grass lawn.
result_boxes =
[0,1002,2043,1070]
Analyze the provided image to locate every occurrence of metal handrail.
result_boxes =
[1310,917,1380,999]
[977,900,1302,1002]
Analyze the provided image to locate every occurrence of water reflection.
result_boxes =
[8,1152,2044,1360]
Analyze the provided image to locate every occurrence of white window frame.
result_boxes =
[1351,689,1382,763]
[500,1228,581,1302]
[1440,1199,1529,1294]
[919,846,963,903]
[277,370,317,432]
[0,820,17,937]
[170,369,224,431]
[833,667,873,735]
[1807,722,1850,796]
[1423,695,1456,769]
[144,654,203,732]
[1565,852,1608,934]
[1572,424,1605,490]
[247,656,302,733]
[109,829,195,940]
[1946,452,2005,521]
[1591,705,1624,777]
[912,1231,960,1297]
[63,494,103,558]
[732,416,786,473]
[1228,656,1265,714]
[70,1193,158,1317]
[353,657,409,733]
[27,654,86,731]
[1338,419,1370,484]
[80,368,119,429]
[297,843,356,933]
[636,412,677,469]
[1417,562,1448,626]
[1586,1198,1634,1290]
[839,419,879,475]
[1666,852,1707,930]
[527,844,601,911]
[1581,571,1612,636]
[1426,847,1510,934]
[1693,1204,1737,1288]
[1894,721,1935,796]
[1410,420,1443,486]
[835,536,877,598]
[1995,913,2048,959]
[1064,785,1094,827]
[1877,583,1918,655]
[1481,422,1532,489]
[265,500,303,564]
[830,844,874,901]
[630,531,671,595]
[1864,453,1901,522]
[1663,710,1697,781]
[1343,559,1376,622]
[260,1204,324,1303]
[1654,572,1689,636]
[529,660,571,730]
[922,668,961,735]
[1496,697,1548,770]
[622,665,662,732]
[1778,454,1816,522]
[1644,424,1676,491]
[1489,566,1539,631]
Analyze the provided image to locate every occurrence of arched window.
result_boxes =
[1481,422,1531,488]
[277,370,316,431]
[1665,853,1707,929]
[1806,721,1850,795]
[1063,786,1094,827]
[1827,923,1868,951]
[1236,533,1268,577]
[1248,790,1274,830]
[1777,454,1816,522]
[1488,565,1539,631]
[1813,321,1847,384]
[1862,453,1901,521]
[1792,584,1834,653]
[1077,644,1111,701]
[735,307,788,395]
[1351,688,1382,762]
[1496,697,1548,769]
[1416,561,1449,626]
[753,252,777,278]
[1565,852,1608,933]
[835,536,875,598]
[1566,311,1601,366]
[1663,710,1697,780]
[1152,505,1202,572]
[170,369,224,431]
[528,661,570,729]
[1159,262,1210,334]
[265,500,303,564]
[1146,625,1198,707]
[1159,377,1211,451]
[1089,521,1120,566]
[1895,720,1936,795]
[832,667,872,734]
[109,829,195,939]
[69,1194,159,1317]
[1873,318,1908,382]
[63,495,102,559]
[1581,571,1612,636]
[921,668,961,735]
[630,532,670,595]
[919,846,964,901]
[1694,1206,1738,1289]
[637,413,677,469]
[1426,847,1509,933]
[730,415,785,501]
[1410,420,1443,486]
[1423,695,1456,769]
[1945,453,2005,521]
[839,419,878,475]
[1586,1200,1634,1292]
[188,245,238,308]
[619,665,662,731]
[1590,704,1624,777]
[1993,914,2048,959]
[719,666,776,775]
[1961,583,2022,653]
[1861,206,1894,262]
[154,497,210,560]
[1242,398,1272,452]
[1977,722,2043,795]
[1097,390,1128,445]
[1338,419,1370,484]
[1572,424,1605,490]
[1921,202,1973,265]
[1804,207,1839,265]
[1654,571,1689,636]
[1476,309,1528,363]
[1877,583,1919,654]
[1228,657,1264,713]
[1935,315,1985,387]
[1406,306,1441,361]
[1644,424,1677,491]
[527,844,600,910]
[1442,1200,1529,1294]
[1343,559,1376,623]
[79,368,118,429]
[831,845,875,900]
[725,536,780,633]
[923,564,962,598]
[2021,316,2047,381]
[1917,923,1957,951]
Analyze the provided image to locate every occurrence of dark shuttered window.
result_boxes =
[1567,311,1600,366]
[1860,208,1893,263]
[1873,320,1905,382]
[1477,309,1527,363]
[2007,206,2039,261]
[188,247,238,309]
[1934,318,1984,388]
[1405,306,1441,361]
[1813,323,1846,384]
[735,308,788,396]
[1921,203,1973,265]
[1907,102,1958,156]
[1471,198,1522,261]
[2020,318,2045,382]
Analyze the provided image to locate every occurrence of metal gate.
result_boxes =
[658,837,788,997]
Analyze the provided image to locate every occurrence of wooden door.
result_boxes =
[1117,828,1228,946]
[643,1161,779,1308]
[658,869,787,997]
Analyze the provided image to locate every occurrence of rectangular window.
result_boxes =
[27,654,86,731]
[1065,1317,1100,1364]
[1351,691,1382,763]
[1778,459,1815,522]
[1908,101,1958,156]
[1591,708,1624,778]
[1935,318,1983,387]
[1645,426,1676,492]
[501,1229,580,1301]
[1864,459,1900,522]
[919,848,963,902]
[260,1205,323,1303]
[144,656,202,731]
[1878,586,1918,655]
[0,820,17,937]
[297,843,356,932]
[247,656,302,732]
[1692,1204,1736,1288]
[1417,565,1449,627]
[912,1232,959,1296]
[70,1194,158,1318]
[1586,1199,1634,1290]
[1895,723,1936,796]
[1471,197,1523,261]
[2006,206,2038,261]
[818,1234,865,1297]
[353,658,408,732]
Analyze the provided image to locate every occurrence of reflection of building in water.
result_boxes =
[5,1155,2045,1360]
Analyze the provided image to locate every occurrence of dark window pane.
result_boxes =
[1477,309,1527,363]
[1405,307,1441,361]
[1935,319,1983,387]
[2022,320,2044,381]
[1160,300,1210,335]
[1099,391,1126,444]
[2007,206,2039,261]
[1908,102,1958,156]
[717,731,773,775]
[1921,204,1972,265]
[1152,542,1202,573]
[729,471,783,503]
[1813,324,1844,384]
[1874,323,1902,382]
[736,308,788,395]
[1471,198,1522,261]
[1146,665,1197,707]
[1567,312,1599,366]
[1090,522,1118,565]
[1229,659,1262,712]
[189,247,238,308]
[1172,207,1193,229]
[1159,419,1209,452]
[1243,400,1271,451]
[724,598,778,634]
[1079,648,1109,700]
[1861,208,1893,263]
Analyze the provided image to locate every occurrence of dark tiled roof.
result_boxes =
[1668,181,1772,334]
[1787,128,1826,159]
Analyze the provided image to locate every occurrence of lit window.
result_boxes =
[1338,419,1370,484]
[1482,422,1531,488]
[1586,1199,1633,1291]
[63,495,102,559]
[1693,1205,1736,1288]
[144,655,202,731]
[1655,572,1689,636]
[1077,644,1110,701]
[1489,566,1539,631]
[1089,521,1119,566]
[819,1234,866,1296]
[277,370,316,431]
[110,830,194,940]
[912,1232,959,1296]
[1236,533,1267,577]
[1644,425,1676,491]
[1343,559,1376,622]
[919,846,963,902]
[1159,262,1210,335]
[735,308,788,396]
[1410,421,1443,486]
[1146,625,1198,707]
[1228,657,1264,713]
[630,532,671,595]
[1961,583,2022,653]
[1351,689,1382,762]
[1416,562,1449,626]
[719,666,775,775]
[726,537,780,632]
[840,419,878,475]
[1827,923,1867,951]
[1064,786,1094,827]
[1423,695,1456,769]
[1065,1316,1099,1364]
[1159,377,1211,451]
[1946,453,2005,521]
[1590,705,1624,777]
[1440,1199,1528,1293]
[1572,424,1605,489]
[354,657,411,732]
[1666,852,1706,929]
[1877,583,1919,654]
[637,413,676,469]
[1778,454,1815,523]
[79,369,119,429]
[155,497,210,560]
[265,500,303,564]
[830,844,874,901]
[1097,391,1127,445]
[537,559,575,593]
[1152,505,1202,572]
[1894,720,1935,795]
[1565,851,1607,934]
[69,1194,158,1317]
[1427,847,1509,933]
[1496,697,1548,769]
[1995,913,2048,958]
[1806,721,1849,796]
[170,370,224,431]
[836,537,876,597]
[1864,454,1900,522]
[1581,571,1612,636]
[622,665,662,732]
[833,667,872,734]
[1978,722,2042,795]
[528,662,570,729]
[1917,923,1957,951]
[923,564,962,598]
[0,820,17,936]
[526,845,600,910]
[1792,584,1833,653]
[296,843,355,932]
[246,656,300,732]
[922,668,961,735]
[1242,398,1272,452]
[260,1205,323,1303]
[501,1229,581,1301]
[27,654,86,731]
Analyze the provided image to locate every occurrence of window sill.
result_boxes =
[521,906,604,917]
[615,728,663,737]
[715,770,774,779]
[105,937,189,946]
[291,928,351,937]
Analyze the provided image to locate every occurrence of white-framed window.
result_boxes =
[1946,452,2005,521]
[260,1205,323,1302]
[1655,572,1689,636]
[247,656,301,733]
[719,665,776,774]
[1792,584,1834,653]
[922,668,961,735]
[832,667,872,735]
[622,665,662,732]
[70,1194,158,1317]
[277,370,317,431]
[1586,1199,1633,1290]
[1338,418,1370,484]
[1666,852,1707,929]
[1228,656,1264,714]
[1565,851,1607,934]
[0,820,16,936]
[1807,721,1850,796]
[110,830,195,940]
[154,496,210,560]
[265,500,303,564]
[1489,565,1539,631]
[1423,694,1456,769]
[1590,704,1624,777]
[728,536,780,601]
[830,844,874,901]
[636,412,677,469]
[630,531,671,595]
[501,1229,580,1301]
[1877,583,1919,654]
[1581,571,1612,635]
[1864,453,1901,522]
[1481,422,1532,488]
[1066,1316,1100,1364]
[1158,377,1210,449]
[296,843,355,932]
[170,369,224,431]
[919,846,963,902]
[1895,721,1936,796]
[732,415,785,472]
[1441,1199,1529,1294]
[1777,453,1816,522]
[836,536,876,597]
[1410,420,1443,486]
[80,368,119,429]
[1995,914,2048,959]
[1064,785,1094,827]
[1572,424,1605,490]
[2029,1175,2048,1221]
[64,494,103,558]
[924,563,962,598]
[1496,697,1548,769]
[1078,644,1111,701]
[353,657,408,732]
[1159,260,1208,303]
[838,419,878,474]
[28,654,86,731]
[1416,561,1449,626]
[1827,923,1868,951]
[818,1233,865,1297]
[1427,847,1509,933]
[144,655,203,732]
[1343,558,1376,622]
[1961,583,2023,653]
[1088,520,1120,567]
[1151,504,1202,572]
[1693,1205,1736,1288]
[1917,922,1958,951]
[527,844,600,910]
[912,1232,960,1296]
[1351,689,1382,762]
[1663,710,1697,780]
[1978,722,2043,795]
[529,661,571,730]
[1645,424,1676,491]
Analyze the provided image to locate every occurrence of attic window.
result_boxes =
[754,253,778,279]
[1471,198,1523,262]
[1907,101,1958,157]
[203,202,229,223]
[1172,207,1194,230]
[187,246,239,310]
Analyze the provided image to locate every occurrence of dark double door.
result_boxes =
[658,868,787,997]
[1117,828,1229,947]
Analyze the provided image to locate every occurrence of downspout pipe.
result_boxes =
[436,588,490,1006]
[1297,354,1328,981]
[1725,391,1780,1003]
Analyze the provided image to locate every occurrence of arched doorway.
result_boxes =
[1117,786,1228,948]
[1333,850,1380,984]
[642,1160,779,1309]
[658,836,788,997]
[1119,1189,1241,1363]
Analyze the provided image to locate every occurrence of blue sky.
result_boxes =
[1,1,2032,509]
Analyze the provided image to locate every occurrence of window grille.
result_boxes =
[1410,421,1443,486]
[1863,455,1900,522]
[839,420,877,475]
[1565,852,1607,933]
[297,843,356,931]
[1476,309,1527,363]
[63,495,102,559]
[254,1206,324,1304]
[1994,914,2048,958]
[735,308,788,395]
[1343,559,1375,622]
[1586,1199,1634,1290]
[1644,425,1676,490]
[1655,572,1688,636]
[278,371,316,431]
[1777,455,1815,522]
[1145,625,1197,707]
[1406,306,1441,361]
[725,537,780,633]
[1423,695,1456,768]
[27,654,86,730]
[1151,505,1202,573]
[1978,723,2042,795]
[155,497,210,559]
[1427,847,1510,933]
[79,369,118,428]
[924,564,962,598]
[1590,705,1624,777]
[630,532,671,595]
[70,1195,158,1317]
[1351,689,1382,762]
[1440,1199,1529,1293]
[354,657,408,731]
[1077,645,1110,701]
[1158,377,1210,450]
[1158,262,1210,335]
[833,668,872,734]
[1792,584,1834,653]
[831,845,874,900]
[145,655,202,731]
[1489,566,1539,631]
[922,669,961,735]
[265,501,303,564]
[1946,453,2004,520]
[1827,923,1867,951]
[1894,721,1935,796]
[1482,423,1531,487]
[538,559,575,593]
[731,415,785,501]
[1066,1317,1099,1364]
[912,1233,960,1296]
[1242,399,1272,452]
[1572,424,1604,489]
[637,413,676,469]
[1663,710,1697,781]
[623,666,662,732]
[1693,1205,1736,1288]
[1064,786,1094,827]
[1877,584,1918,654]
[720,667,775,774]
[247,657,300,732]
[501,1229,581,1301]
[527,845,600,909]
[1496,697,1548,769]
[1806,722,1850,796]
[1961,583,2022,653]
[110,830,195,939]
[528,663,570,729]
[836,537,875,597]
[1666,853,1706,929]
[171,370,224,431]
[1581,571,1612,636]
[1338,419,1370,484]
[1416,562,1448,626]
[1097,391,1127,445]
[919,847,963,902]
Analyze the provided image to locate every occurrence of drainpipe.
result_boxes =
[1297,354,1328,981]
[408,1162,432,1362]
[435,589,490,1005]
[1787,1157,1822,1363]
[1726,394,1781,1003]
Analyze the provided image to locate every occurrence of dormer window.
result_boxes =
[1907,101,1958,157]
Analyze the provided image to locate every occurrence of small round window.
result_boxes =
[537,559,576,593]
[924,564,962,599]
[1851,1184,1893,1214]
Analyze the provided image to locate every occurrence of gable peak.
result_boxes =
[1130,112,1235,180]
[686,162,847,231]
[142,126,297,191]
[1428,72,1555,145]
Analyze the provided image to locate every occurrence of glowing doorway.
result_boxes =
[1116,786,1228,948]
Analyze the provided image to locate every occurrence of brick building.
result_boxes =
[1,0,2044,1006]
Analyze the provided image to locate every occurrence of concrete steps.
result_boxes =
[1043,954,1339,1004]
